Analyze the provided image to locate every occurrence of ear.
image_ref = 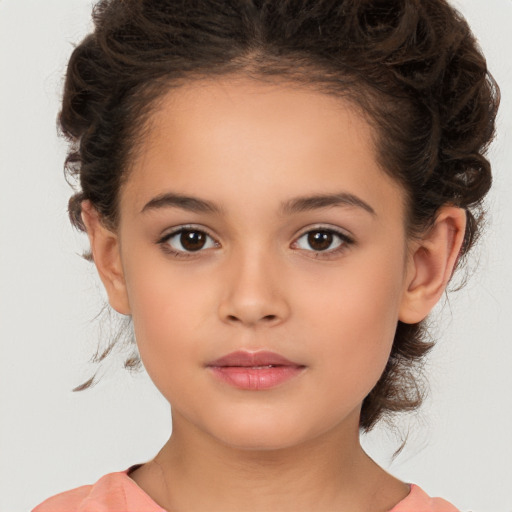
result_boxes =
[81,200,131,315]
[399,206,466,324]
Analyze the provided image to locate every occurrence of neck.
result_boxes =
[131,410,409,512]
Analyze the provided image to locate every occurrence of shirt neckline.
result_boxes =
[121,465,416,511]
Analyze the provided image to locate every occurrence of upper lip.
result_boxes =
[207,350,304,368]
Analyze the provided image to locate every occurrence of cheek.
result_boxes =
[295,248,406,398]
[124,243,213,327]
[122,256,210,381]
[298,243,405,336]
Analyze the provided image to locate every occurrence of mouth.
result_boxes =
[206,350,306,391]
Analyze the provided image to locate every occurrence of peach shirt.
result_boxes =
[33,467,460,512]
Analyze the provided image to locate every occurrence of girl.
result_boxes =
[32,0,499,510]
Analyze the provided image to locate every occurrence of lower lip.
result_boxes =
[208,365,305,390]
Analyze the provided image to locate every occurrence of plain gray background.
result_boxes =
[1,1,511,511]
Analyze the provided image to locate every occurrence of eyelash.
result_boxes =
[157,224,355,260]
[157,225,219,259]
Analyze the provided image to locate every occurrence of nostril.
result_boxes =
[225,314,278,323]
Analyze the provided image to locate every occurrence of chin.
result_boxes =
[217,430,307,452]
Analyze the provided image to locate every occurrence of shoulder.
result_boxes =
[32,469,165,512]
[32,484,92,512]
[389,484,460,512]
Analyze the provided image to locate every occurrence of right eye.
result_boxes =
[159,227,218,257]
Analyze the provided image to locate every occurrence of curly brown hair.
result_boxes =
[61,0,499,432]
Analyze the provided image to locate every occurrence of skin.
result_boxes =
[82,77,466,512]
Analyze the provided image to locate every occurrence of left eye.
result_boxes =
[294,229,349,252]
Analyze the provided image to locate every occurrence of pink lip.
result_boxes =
[206,350,306,391]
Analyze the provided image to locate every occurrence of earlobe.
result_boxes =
[81,201,131,315]
[399,206,466,324]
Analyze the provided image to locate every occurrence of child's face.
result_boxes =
[115,78,413,449]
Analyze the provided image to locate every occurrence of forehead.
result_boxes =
[144,77,372,159]
[121,77,405,220]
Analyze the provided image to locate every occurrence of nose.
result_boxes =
[217,247,291,328]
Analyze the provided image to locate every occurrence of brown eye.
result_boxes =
[162,227,217,254]
[180,230,207,251]
[307,231,334,251]
[294,228,350,254]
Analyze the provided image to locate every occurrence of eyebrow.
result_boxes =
[141,191,376,216]
[281,192,376,216]
[141,193,223,214]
